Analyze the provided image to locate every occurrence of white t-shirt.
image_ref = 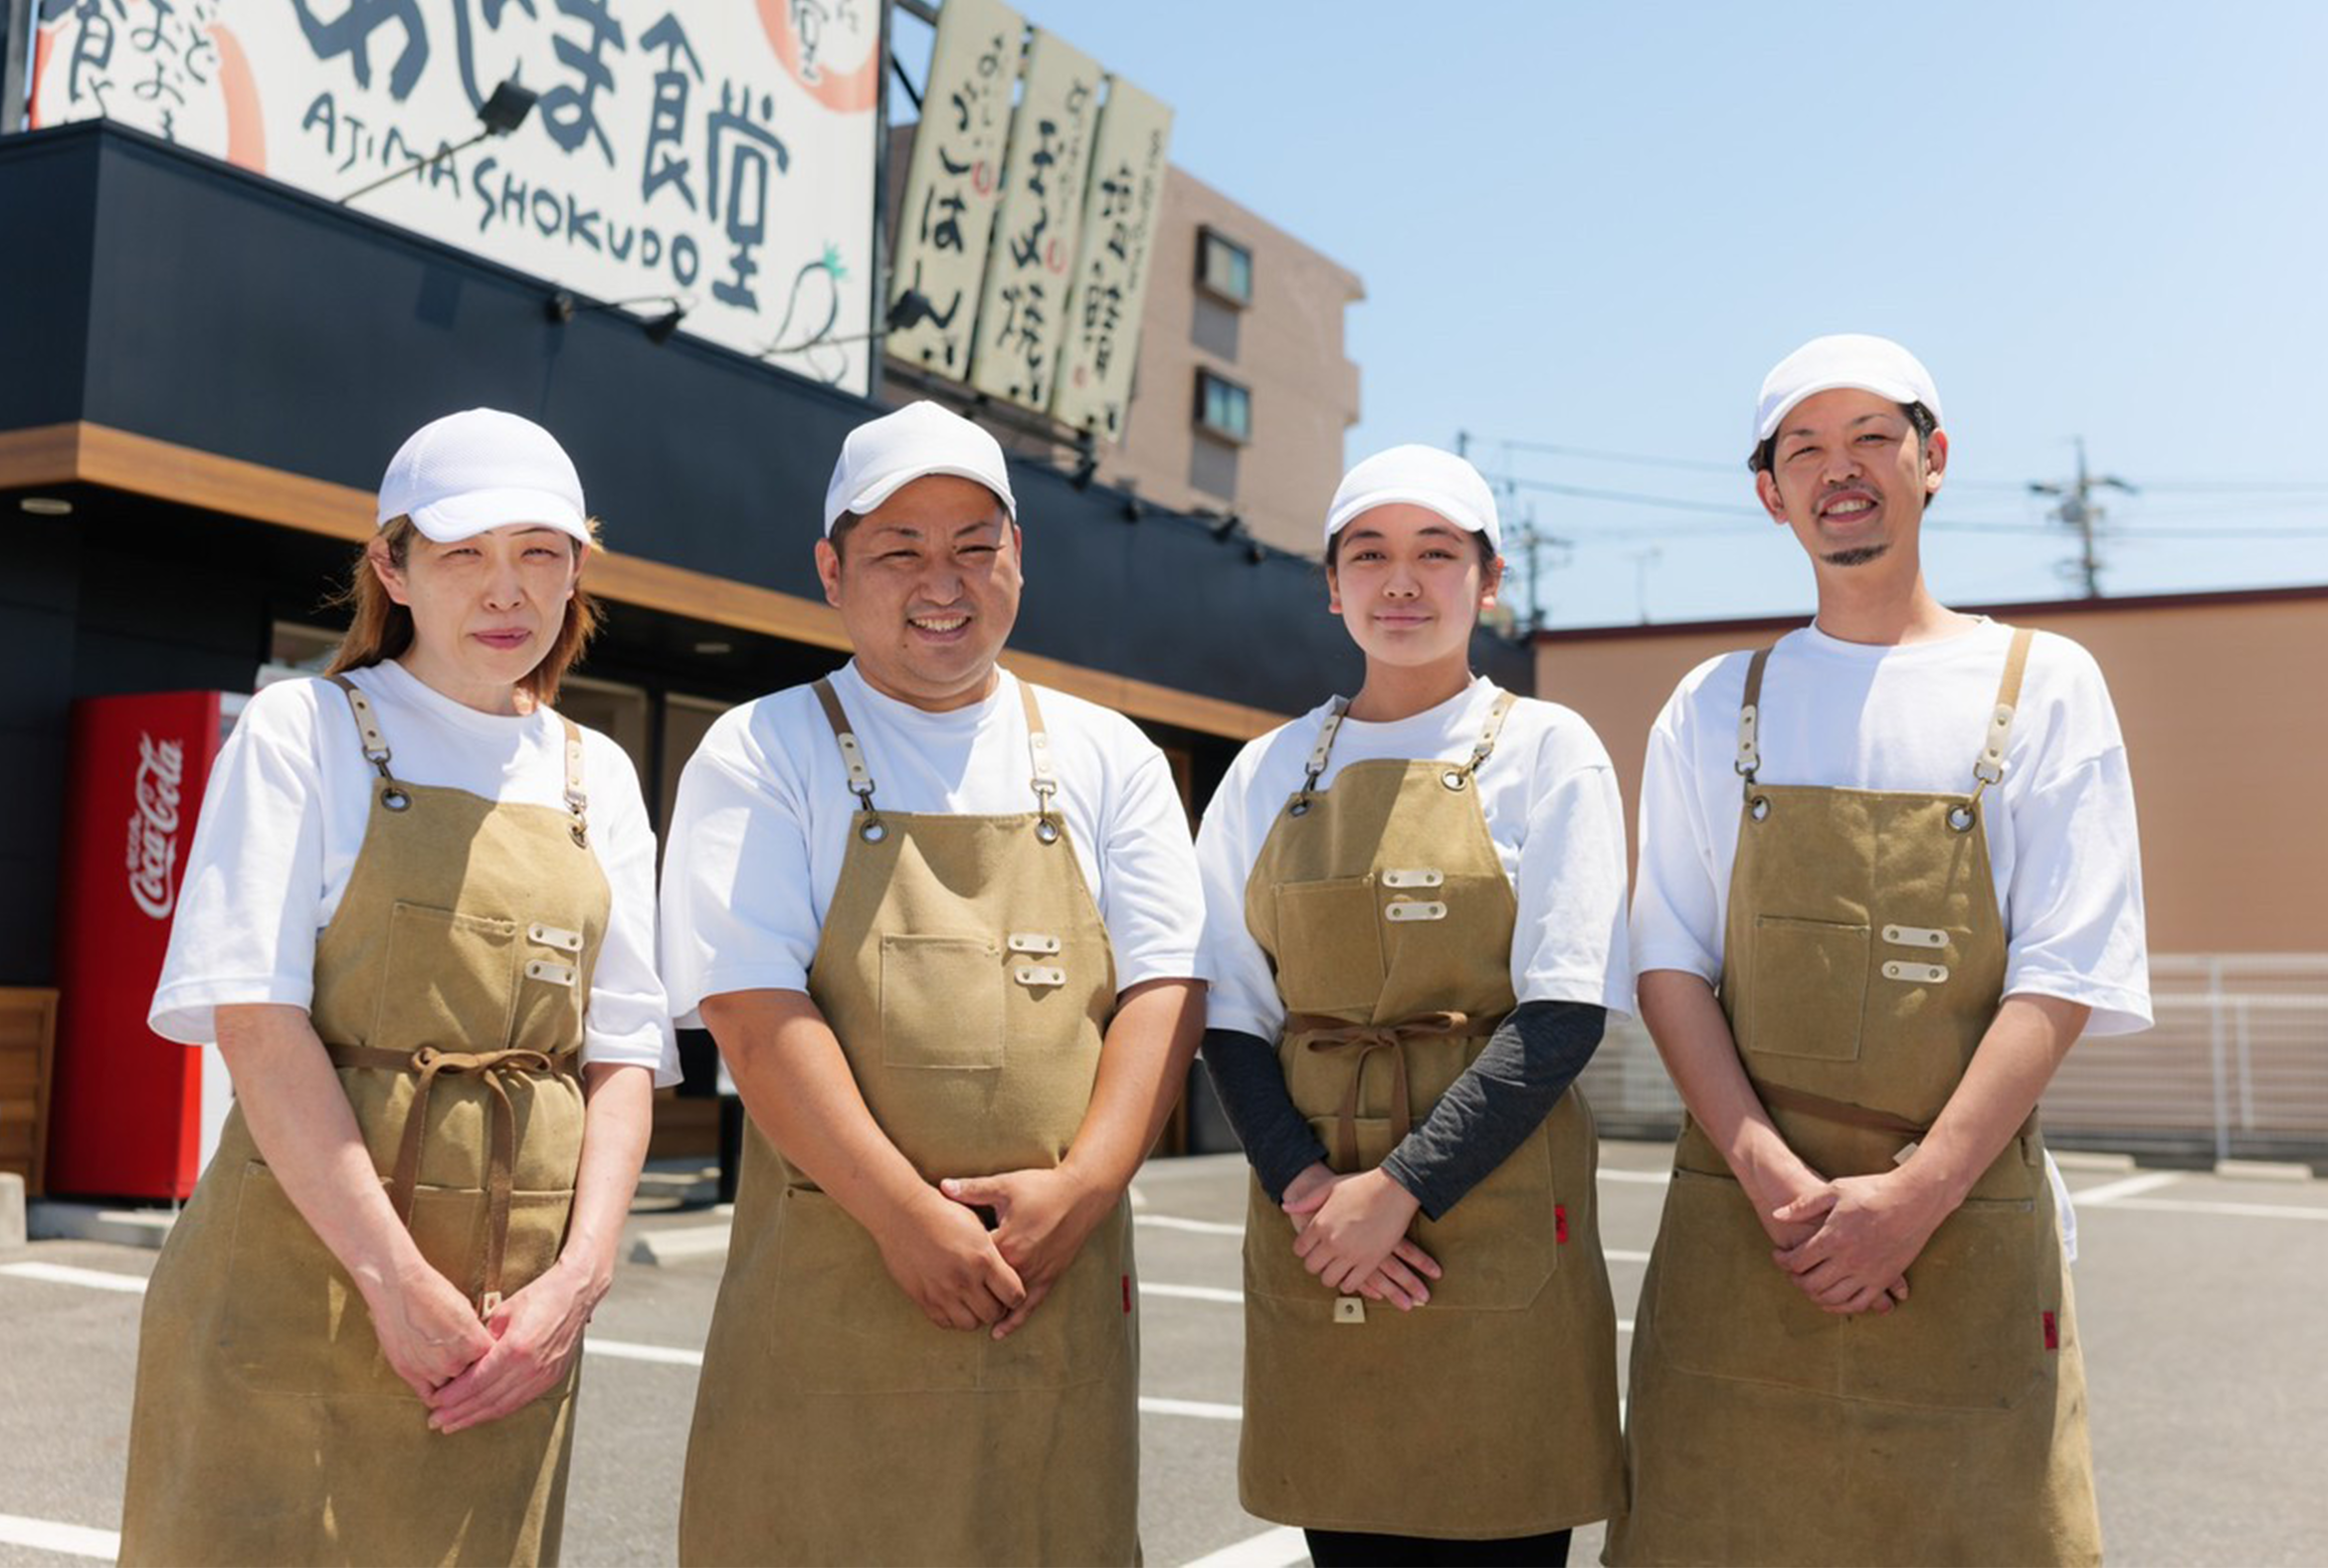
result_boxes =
[1198,677,1634,1042]
[149,661,679,1083]
[1632,619,2152,1039]
[660,662,1207,1027]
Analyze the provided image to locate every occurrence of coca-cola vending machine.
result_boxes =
[48,690,247,1199]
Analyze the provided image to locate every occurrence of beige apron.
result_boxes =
[1610,628,2102,1568]
[119,676,608,1568]
[679,676,1139,1568]
[1238,689,1626,1539]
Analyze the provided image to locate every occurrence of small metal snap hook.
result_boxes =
[1034,818,1061,845]
[1441,769,1470,792]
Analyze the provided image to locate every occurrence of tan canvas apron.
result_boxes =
[1237,689,1626,1539]
[119,676,607,1568]
[678,677,1139,1568]
[1610,628,2103,1568]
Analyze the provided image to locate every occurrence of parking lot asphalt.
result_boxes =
[4,1141,2324,1566]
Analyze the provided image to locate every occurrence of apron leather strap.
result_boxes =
[1753,1078,1928,1139]
[813,678,882,819]
[326,675,406,804]
[324,1042,571,1313]
[1285,1011,1501,1171]
[1015,676,1064,840]
[1443,689,1518,791]
[556,712,590,847]
[1754,1078,2041,1150]
[1736,645,1776,794]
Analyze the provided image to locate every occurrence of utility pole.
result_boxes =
[2030,439,2136,598]
[1627,545,1661,625]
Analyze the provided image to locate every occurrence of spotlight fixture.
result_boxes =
[547,291,691,345]
[339,80,537,204]
[1209,511,1242,542]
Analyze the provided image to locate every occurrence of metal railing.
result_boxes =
[1579,954,2328,1164]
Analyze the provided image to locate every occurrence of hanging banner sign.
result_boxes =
[965,26,1098,414]
[27,0,880,394]
[886,0,1022,377]
[1050,77,1171,440]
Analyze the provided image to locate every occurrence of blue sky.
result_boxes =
[900,2,2328,627]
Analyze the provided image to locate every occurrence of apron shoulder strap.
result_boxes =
[1735,644,1777,794]
[812,677,880,813]
[1443,679,1517,781]
[1288,697,1351,815]
[325,674,399,785]
[1972,626,2038,788]
[554,712,590,847]
[1013,675,1065,843]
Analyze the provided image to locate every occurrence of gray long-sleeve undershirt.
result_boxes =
[1200,1000,1607,1222]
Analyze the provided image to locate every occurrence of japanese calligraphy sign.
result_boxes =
[965,25,1097,414]
[885,0,1020,377]
[27,0,880,394]
[1049,77,1170,440]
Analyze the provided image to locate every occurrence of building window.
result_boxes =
[1195,370,1252,444]
[1198,228,1253,305]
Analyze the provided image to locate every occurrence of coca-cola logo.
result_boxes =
[126,732,185,920]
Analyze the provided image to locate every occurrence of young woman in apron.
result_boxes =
[124,410,676,1567]
[1196,447,1630,1567]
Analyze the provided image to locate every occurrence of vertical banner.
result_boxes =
[1050,77,1172,440]
[967,26,1098,414]
[26,1,880,393]
[886,0,1022,375]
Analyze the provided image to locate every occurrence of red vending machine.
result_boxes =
[48,690,247,1200]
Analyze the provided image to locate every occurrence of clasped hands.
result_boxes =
[364,1253,605,1435]
[873,1165,1111,1340]
[1759,1166,1950,1317]
[1280,1162,1443,1311]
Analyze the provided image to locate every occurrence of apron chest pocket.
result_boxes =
[1746,916,1869,1064]
[1271,878,1387,1014]
[879,933,1006,1070]
[376,901,517,1050]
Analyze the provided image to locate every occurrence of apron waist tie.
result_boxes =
[323,1042,571,1314]
[1285,1011,1504,1172]
[1754,1078,2040,1150]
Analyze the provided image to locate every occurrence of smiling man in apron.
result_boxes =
[662,401,1208,1567]
[1609,336,2152,1567]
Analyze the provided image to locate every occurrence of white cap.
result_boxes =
[377,409,590,546]
[1754,333,1943,451]
[824,400,1017,534]
[1324,444,1502,555]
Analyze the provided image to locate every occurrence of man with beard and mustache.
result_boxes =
[1608,336,2150,1567]
[663,402,1206,1566]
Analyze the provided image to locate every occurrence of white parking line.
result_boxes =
[1599,1168,1672,1184]
[0,1512,119,1561]
[1182,1524,1307,1568]
[0,1261,148,1293]
[2073,1171,2185,1206]
[587,1337,704,1367]
[1143,1281,1244,1304]
[1139,1396,1243,1422]
[1136,1214,1246,1236]
[2095,1196,2328,1222]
